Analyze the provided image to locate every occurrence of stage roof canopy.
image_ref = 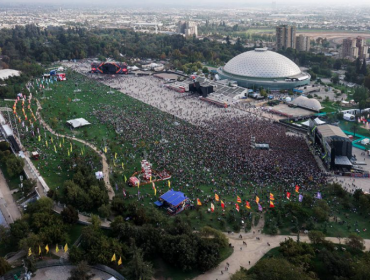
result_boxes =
[335,156,352,166]
[317,124,347,139]
[159,190,187,206]
[66,118,91,128]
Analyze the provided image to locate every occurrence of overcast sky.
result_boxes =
[0,0,369,7]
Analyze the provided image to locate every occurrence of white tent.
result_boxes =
[314,117,326,125]
[301,120,310,126]
[66,118,91,128]
[95,171,103,180]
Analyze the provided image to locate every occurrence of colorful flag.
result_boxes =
[168,180,171,188]
[235,203,240,212]
[152,182,156,196]
[298,194,303,202]
[215,193,219,202]
[64,244,68,252]
[118,256,122,266]
[38,135,41,142]
[255,196,260,204]
[28,248,32,256]
[270,193,274,200]
[237,196,242,203]
[104,146,107,153]
[197,198,202,206]
[45,245,49,253]
[111,253,116,262]
[270,201,275,208]
[258,203,263,212]
[221,200,225,209]
[286,192,291,200]
[246,201,251,209]
[56,244,59,253]
[295,185,300,193]
[211,203,215,212]
[39,245,41,255]
[124,175,127,183]
[316,192,322,199]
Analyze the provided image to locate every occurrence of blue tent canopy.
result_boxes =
[159,190,187,206]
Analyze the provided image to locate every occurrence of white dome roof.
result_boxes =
[292,96,322,111]
[223,48,302,78]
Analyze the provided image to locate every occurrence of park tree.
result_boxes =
[61,205,79,224]
[346,233,365,250]
[279,238,314,268]
[247,258,315,280]
[22,178,36,194]
[0,257,11,275]
[353,86,369,104]
[5,155,24,177]
[68,261,93,280]
[98,204,111,219]
[308,230,325,244]
[10,219,30,244]
[124,242,153,280]
[0,141,9,151]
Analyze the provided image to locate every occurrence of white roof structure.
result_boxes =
[223,48,302,78]
[314,117,326,125]
[0,69,21,80]
[66,118,91,128]
[291,96,322,111]
[95,171,103,180]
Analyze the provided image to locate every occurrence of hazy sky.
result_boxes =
[0,0,369,7]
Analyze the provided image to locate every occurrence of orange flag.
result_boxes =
[221,200,225,209]
[270,193,275,200]
[295,185,300,193]
[215,193,219,202]
[270,201,275,208]
[237,196,242,203]
[255,196,260,204]
[246,201,251,209]
[197,198,202,206]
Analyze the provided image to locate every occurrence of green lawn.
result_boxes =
[67,224,85,245]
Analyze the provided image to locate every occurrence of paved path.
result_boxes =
[0,169,22,225]
[34,99,114,200]
[194,231,370,280]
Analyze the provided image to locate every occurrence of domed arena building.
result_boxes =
[217,48,310,90]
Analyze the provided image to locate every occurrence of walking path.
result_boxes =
[34,99,114,200]
[194,231,370,280]
[0,169,22,225]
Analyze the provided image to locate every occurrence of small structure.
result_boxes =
[66,118,91,128]
[343,113,355,121]
[95,171,103,180]
[154,189,190,215]
[31,151,39,160]
[361,138,370,145]
[291,96,323,112]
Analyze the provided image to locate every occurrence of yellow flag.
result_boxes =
[39,245,41,255]
[38,135,41,142]
[63,137,65,143]
[122,162,124,169]
[68,149,70,156]
[56,244,59,253]
[28,248,32,256]
[154,187,156,196]
[51,137,53,143]
[45,244,49,253]
[115,153,117,159]
[59,142,61,148]
[111,253,116,262]
[150,176,152,182]
[64,243,68,252]
[118,256,122,266]
[45,140,48,147]
[168,180,171,188]
[124,175,127,183]
[104,146,107,153]
[54,145,57,153]
[70,142,72,150]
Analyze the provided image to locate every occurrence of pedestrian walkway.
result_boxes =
[0,169,22,225]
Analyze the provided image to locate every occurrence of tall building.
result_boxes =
[342,37,368,59]
[276,25,296,50]
[177,21,198,37]
[296,35,311,52]
[356,37,369,59]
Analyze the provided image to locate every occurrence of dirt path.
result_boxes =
[34,98,114,200]
[193,230,370,280]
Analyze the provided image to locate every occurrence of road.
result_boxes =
[0,169,22,225]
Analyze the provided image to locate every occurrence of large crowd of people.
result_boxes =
[62,62,328,195]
